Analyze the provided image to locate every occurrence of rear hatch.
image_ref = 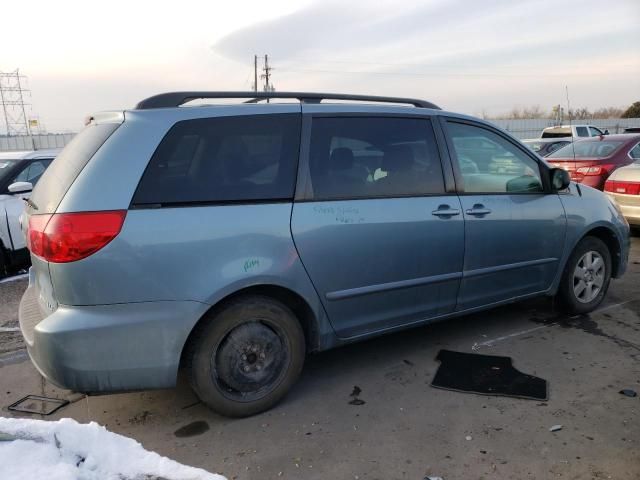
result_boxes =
[545,158,604,183]
[21,115,123,326]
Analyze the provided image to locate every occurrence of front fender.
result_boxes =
[549,184,630,293]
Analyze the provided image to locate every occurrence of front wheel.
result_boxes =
[188,295,305,417]
[557,236,612,314]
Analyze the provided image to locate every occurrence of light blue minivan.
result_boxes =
[19,92,630,416]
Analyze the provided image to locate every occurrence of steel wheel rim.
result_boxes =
[573,250,605,304]
[212,320,290,403]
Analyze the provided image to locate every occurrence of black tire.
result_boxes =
[557,236,612,315]
[188,295,305,417]
[0,246,7,279]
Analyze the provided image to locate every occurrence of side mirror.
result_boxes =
[550,168,570,191]
[8,181,33,194]
[603,129,609,135]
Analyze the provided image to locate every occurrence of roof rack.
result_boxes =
[134,91,440,110]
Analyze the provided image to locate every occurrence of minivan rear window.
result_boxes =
[30,123,120,213]
[132,114,301,206]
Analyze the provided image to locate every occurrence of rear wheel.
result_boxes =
[0,245,7,279]
[188,295,305,417]
[557,236,612,314]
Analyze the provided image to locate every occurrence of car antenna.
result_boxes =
[566,85,576,162]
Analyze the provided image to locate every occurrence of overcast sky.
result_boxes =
[1,0,639,133]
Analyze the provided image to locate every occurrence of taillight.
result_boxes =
[605,180,640,195]
[27,210,127,263]
[576,164,615,176]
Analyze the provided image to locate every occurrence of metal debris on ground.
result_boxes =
[349,385,366,406]
[7,394,70,415]
[619,389,637,397]
[0,327,21,333]
[549,425,563,432]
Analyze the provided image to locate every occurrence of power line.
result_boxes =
[276,66,631,78]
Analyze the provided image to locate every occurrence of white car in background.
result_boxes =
[0,149,60,276]
[605,155,640,229]
[541,124,608,139]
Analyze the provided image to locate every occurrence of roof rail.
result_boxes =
[134,91,441,110]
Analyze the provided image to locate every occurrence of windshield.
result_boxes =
[0,159,20,182]
[547,140,625,159]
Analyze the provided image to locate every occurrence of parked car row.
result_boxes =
[17,91,630,418]
[545,134,640,190]
[0,149,60,276]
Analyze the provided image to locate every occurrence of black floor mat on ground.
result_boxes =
[431,349,548,401]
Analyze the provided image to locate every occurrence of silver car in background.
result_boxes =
[522,138,572,157]
[605,156,640,228]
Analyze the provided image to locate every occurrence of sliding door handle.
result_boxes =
[465,204,492,216]
[432,206,461,217]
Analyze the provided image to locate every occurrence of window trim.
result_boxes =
[439,116,552,195]
[294,113,452,202]
[627,141,640,161]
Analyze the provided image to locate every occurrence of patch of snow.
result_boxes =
[0,417,227,480]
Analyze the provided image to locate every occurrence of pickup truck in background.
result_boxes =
[541,124,609,138]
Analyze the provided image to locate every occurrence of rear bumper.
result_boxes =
[606,192,640,226]
[19,283,209,393]
[618,203,640,226]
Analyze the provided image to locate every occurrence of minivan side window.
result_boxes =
[308,117,445,200]
[132,114,301,206]
[589,127,603,137]
[447,121,543,194]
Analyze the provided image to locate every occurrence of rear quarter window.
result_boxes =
[30,123,120,213]
[132,114,301,206]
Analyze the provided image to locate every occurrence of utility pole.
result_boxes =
[253,55,258,93]
[261,54,274,92]
[0,69,32,136]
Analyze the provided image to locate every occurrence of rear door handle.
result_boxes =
[432,205,461,217]
[465,204,492,216]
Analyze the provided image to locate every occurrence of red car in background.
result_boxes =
[545,134,640,190]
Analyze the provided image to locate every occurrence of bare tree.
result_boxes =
[593,107,625,118]
[484,105,629,120]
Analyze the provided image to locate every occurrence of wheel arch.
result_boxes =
[180,284,320,370]
[556,225,623,284]
[580,226,623,277]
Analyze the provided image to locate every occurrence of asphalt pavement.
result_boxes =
[1,239,639,480]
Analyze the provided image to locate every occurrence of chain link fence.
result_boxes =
[488,118,640,139]
[0,133,76,152]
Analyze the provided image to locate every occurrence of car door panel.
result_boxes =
[292,197,464,337]
[457,194,565,310]
[291,113,464,338]
[442,118,567,311]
